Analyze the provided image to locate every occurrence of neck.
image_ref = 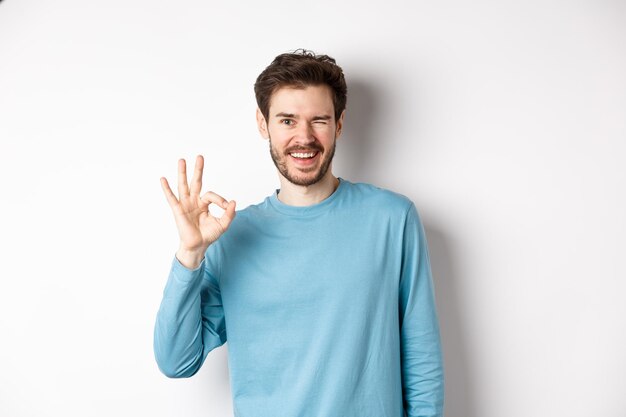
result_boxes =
[276,171,339,207]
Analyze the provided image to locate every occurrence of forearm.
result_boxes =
[401,321,444,417]
[153,256,206,378]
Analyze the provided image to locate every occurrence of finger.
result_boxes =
[217,200,237,231]
[200,191,229,209]
[177,158,190,197]
[189,155,204,196]
[160,177,179,209]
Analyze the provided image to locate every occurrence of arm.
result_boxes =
[153,253,227,378]
[399,203,444,417]
[154,155,234,378]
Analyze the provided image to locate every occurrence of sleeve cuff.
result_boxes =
[170,253,206,282]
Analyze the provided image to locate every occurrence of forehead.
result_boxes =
[268,84,334,116]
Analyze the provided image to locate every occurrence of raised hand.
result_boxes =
[160,155,236,268]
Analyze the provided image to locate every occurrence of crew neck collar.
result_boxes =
[268,177,347,216]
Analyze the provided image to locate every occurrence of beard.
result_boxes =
[269,136,336,187]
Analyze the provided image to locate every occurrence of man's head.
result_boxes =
[254,49,348,187]
[254,49,347,122]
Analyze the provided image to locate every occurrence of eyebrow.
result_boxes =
[274,112,332,121]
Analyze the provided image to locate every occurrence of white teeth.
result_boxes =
[290,152,316,158]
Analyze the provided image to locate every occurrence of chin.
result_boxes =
[284,168,327,187]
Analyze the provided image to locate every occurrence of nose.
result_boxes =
[293,122,315,145]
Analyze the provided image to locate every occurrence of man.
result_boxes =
[154,49,444,417]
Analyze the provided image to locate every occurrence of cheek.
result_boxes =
[310,123,332,135]
[268,130,288,145]
[268,126,295,142]
[319,128,337,143]
[267,131,290,151]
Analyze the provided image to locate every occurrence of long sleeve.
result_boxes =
[398,203,444,417]
[153,254,227,378]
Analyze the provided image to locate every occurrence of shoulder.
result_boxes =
[230,196,274,224]
[204,199,272,275]
[341,179,415,216]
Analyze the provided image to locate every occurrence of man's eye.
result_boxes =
[281,119,294,125]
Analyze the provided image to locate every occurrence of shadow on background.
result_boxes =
[428,225,478,417]
[334,77,385,183]
[339,78,477,417]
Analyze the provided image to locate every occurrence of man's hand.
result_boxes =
[160,155,236,269]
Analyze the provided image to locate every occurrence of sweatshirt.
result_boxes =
[154,178,444,417]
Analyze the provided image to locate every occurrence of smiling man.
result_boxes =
[264,85,338,185]
[154,49,444,417]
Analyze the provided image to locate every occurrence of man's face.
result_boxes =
[256,84,344,187]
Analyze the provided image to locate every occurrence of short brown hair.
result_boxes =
[254,48,347,122]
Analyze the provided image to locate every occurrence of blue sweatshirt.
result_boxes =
[154,178,444,417]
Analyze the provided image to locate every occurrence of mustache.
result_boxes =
[285,144,324,154]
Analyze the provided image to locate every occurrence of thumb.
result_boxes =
[218,200,237,230]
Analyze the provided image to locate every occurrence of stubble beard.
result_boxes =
[268,136,336,187]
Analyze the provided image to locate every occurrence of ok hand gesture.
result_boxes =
[160,155,236,268]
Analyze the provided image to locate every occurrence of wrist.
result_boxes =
[175,247,206,270]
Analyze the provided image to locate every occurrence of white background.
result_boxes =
[1,1,624,416]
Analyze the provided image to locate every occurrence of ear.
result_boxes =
[256,108,269,139]
[335,109,346,139]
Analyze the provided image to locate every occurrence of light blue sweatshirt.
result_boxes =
[154,178,444,417]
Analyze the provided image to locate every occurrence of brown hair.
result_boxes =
[254,48,347,122]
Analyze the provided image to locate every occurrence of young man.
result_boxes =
[154,49,444,417]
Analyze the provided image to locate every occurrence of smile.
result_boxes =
[289,152,318,159]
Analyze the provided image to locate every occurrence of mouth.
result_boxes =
[289,151,318,159]
[288,150,320,166]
